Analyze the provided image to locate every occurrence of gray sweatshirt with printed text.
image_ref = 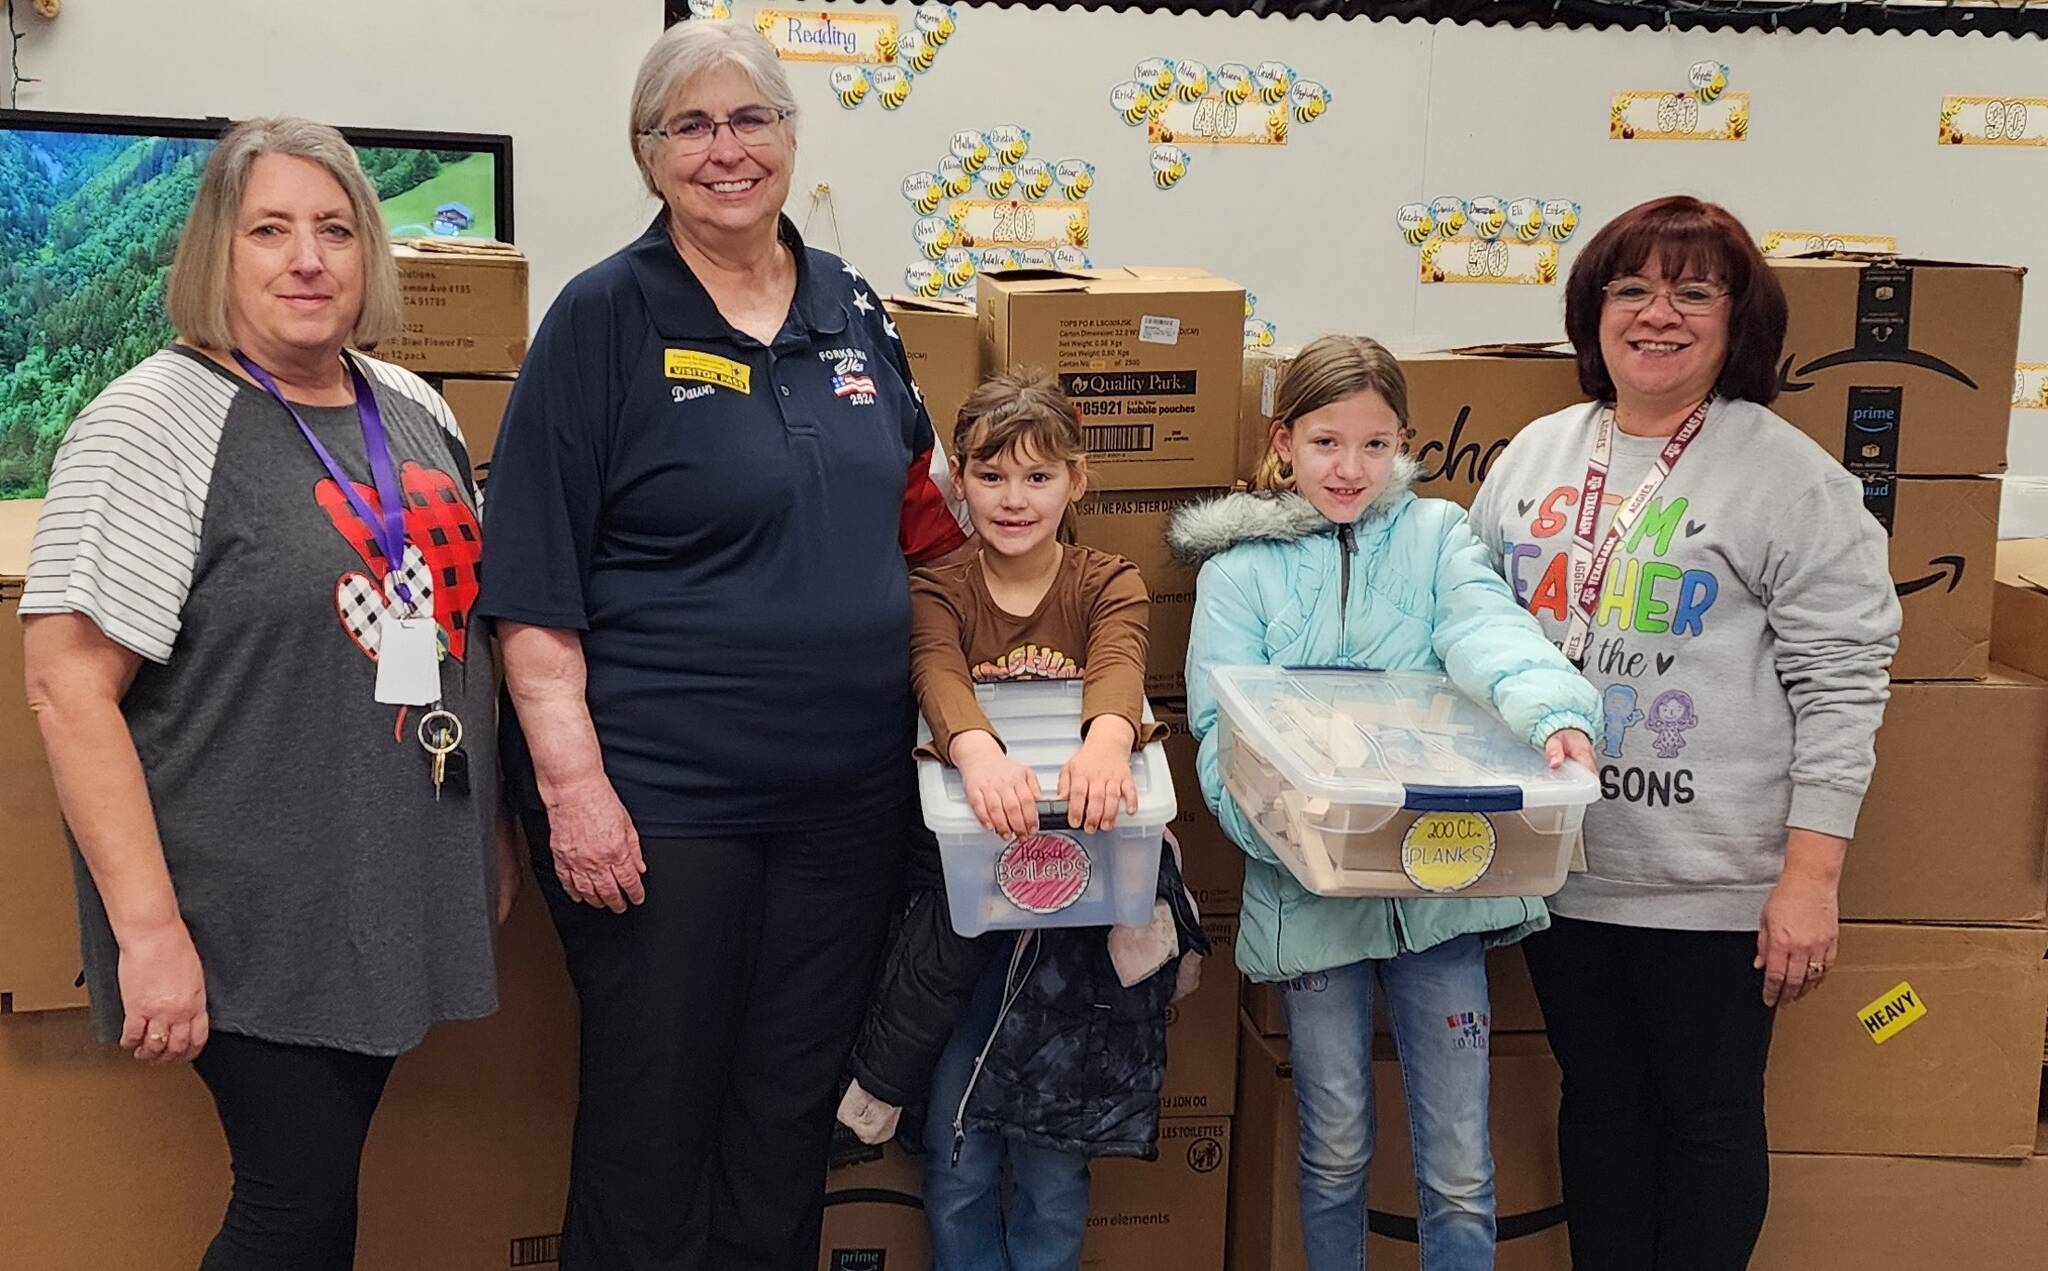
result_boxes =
[1466,397,1901,930]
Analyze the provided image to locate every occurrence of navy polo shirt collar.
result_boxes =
[625,210,847,343]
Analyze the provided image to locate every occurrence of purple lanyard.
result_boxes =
[234,351,414,608]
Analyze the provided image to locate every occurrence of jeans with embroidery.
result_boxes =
[1281,934,1497,1271]
[922,951,1092,1271]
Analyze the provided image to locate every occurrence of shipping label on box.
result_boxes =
[1072,489,1220,698]
[884,297,981,443]
[1081,1118,1231,1269]
[0,498,89,1012]
[1846,669,2048,923]
[1161,913,1239,1118]
[1769,257,2023,478]
[387,243,530,375]
[1875,476,1998,680]
[979,269,1244,490]
[1154,703,1244,914]
[1764,922,2048,1158]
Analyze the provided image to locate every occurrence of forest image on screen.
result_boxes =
[0,129,498,498]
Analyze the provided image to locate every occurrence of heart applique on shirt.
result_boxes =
[315,462,481,660]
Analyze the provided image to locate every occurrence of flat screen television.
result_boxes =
[0,109,515,499]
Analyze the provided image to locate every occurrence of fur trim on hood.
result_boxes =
[1168,453,1419,567]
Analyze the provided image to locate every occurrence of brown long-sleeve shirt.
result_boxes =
[910,544,1163,763]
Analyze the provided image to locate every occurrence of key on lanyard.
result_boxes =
[418,708,464,801]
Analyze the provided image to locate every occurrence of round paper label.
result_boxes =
[1400,812,1498,894]
[996,831,1092,914]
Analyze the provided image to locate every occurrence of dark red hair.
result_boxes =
[1563,195,1787,406]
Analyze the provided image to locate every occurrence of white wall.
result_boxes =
[11,0,662,321]
[16,1,2048,518]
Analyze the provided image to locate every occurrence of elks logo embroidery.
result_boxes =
[820,347,876,406]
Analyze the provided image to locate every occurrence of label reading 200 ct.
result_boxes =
[1400,813,1497,893]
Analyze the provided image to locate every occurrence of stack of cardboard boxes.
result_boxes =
[1746,256,2048,1268]
[0,247,565,1271]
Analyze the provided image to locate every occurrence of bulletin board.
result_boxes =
[718,2,2047,469]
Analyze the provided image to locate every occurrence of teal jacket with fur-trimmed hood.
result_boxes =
[1170,456,1601,983]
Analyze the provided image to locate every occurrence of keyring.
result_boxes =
[416,708,464,753]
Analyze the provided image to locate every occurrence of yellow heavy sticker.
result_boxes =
[1856,980,1926,1045]
[664,350,751,394]
[1400,812,1496,894]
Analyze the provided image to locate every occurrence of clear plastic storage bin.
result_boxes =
[919,680,1177,936]
[1212,668,1597,898]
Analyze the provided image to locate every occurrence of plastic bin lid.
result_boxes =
[1211,667,1598,812]
[918,680,1177,834]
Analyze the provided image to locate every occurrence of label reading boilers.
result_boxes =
[1400,812,1497,893]
[1139,314,1183,345]
[996,831,1092,913]
[1857,979,1926,1045]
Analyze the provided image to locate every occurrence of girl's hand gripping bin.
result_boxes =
[918,680,1177,936]
[1212,668,1598,899]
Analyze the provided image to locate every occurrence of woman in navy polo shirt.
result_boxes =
[475,22,966,1271]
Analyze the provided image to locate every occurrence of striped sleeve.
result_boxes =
[20,353,233,663]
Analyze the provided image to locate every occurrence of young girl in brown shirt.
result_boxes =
[838,369,1203,1271]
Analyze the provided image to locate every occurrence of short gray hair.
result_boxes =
[629,21,799,196]
[166,116,402,351]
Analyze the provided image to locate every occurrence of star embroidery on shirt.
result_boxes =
[842,260,864,281]
[883,316,900,340]
[852,290,876,315]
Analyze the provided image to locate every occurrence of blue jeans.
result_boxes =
[1281,934,1497,1271]
[923,945,1092,1271]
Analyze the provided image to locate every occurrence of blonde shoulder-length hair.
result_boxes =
[1252,334,1413,492]
[166,116,402,351]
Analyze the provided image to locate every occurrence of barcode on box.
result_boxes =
[1085,424,1156,455]
[509,1233,561,1266]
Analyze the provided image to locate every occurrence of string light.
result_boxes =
[7,0,35,110]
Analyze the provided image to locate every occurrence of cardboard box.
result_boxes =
[1155,701,1244,915]
[1163,913,1240,1119]
[1238,346,1290,485]
[0,888,577,1270]
[819,1142,929,1271]
[1238,942,1549,1041]
[1768,257,2023,478]
[818,1119,1232,1271]
[387,240,529,375]
[979,268,1245,491]
[0,498,87,1013]
[1765,922,2048,1158]
[1994,538,2048,681]
[1231,1018,1568,1271]
[1084,1118,1231,1269]
[1397,347,1586,509]
[1881,476,1998,680]
[1752,1143,2048,1270]
[1845,669,2048,923]
[434,375,515,483]
[1234,346,1586,509]
[885,296,982,444]
[1072,488,1222,698]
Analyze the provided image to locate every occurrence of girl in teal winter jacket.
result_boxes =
[1172,335,1599,1271]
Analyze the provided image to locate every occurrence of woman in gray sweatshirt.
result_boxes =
[1466,195,1900,1271]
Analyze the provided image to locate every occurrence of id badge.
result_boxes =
[375,616,442,705]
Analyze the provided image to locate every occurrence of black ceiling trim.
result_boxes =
[696,2,2048,40]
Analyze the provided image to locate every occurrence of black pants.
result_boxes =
[190,1031,397,1271]
[528,801,907,1271]
[1521,914,1776,1271]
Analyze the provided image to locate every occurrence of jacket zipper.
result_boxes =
[951,933,1036,1165]
[1336,522,1357,646]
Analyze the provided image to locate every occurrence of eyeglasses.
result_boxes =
[638,107,789,153]
[1602,278,1729,315]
